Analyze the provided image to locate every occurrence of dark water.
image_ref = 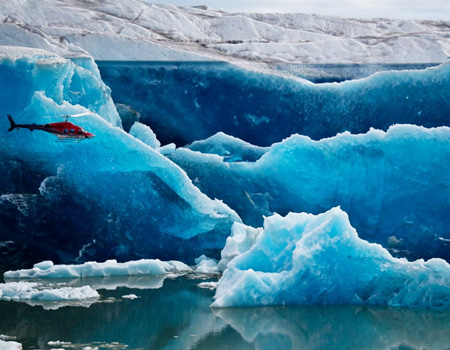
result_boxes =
[1,276,449,350]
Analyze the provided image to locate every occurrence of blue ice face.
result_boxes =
[98,61,450,147]
[170,126,450,261]
[0,52,239,267]
[212,207,450,308]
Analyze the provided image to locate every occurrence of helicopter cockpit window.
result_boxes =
[64,129,68,134]
[70,129,75,133]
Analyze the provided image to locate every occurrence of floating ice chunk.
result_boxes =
[4,259,193,279]
[122,294,139,300]
[0,339,22,350]
[0,282,99,301]
[197,282,218,290]
[194,255,219,274]
[212,207,450,309]
[47,341,71,347]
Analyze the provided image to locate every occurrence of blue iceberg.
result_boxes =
[170,125,450,260]
[0,47,240,266]
[98,61,450,147]
[212,207,450,308]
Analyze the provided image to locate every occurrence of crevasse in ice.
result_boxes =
[212,207,450,308]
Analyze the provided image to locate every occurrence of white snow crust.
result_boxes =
[0,339,22,350]
[4,259,192,279]
[0,282,99,302]
[0,1,449,64]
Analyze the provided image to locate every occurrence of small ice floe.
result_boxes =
[0,281,99,301]
[0,281,99,308]
[47,341,72,347]
[121,294,139,300]
[4,259,192,279]
[194,255,219,275]
[197,282,218,290]
[0,339,22,350]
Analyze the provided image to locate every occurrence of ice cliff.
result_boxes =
[212,207,450,308]
[98,61,450,146]
[171,124,450,261]
[0,47,239,267]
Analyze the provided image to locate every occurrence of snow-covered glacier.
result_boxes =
[1,0,449,64]
[212,207,450,308]
[171,125,450,261]
[0,47,239,267]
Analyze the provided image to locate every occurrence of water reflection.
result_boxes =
[213,305,450,350]
[0,276,449,350]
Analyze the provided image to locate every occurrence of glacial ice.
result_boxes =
[0,47,240,266]
[0,282,99,302]
[4,259,192,279]
[0,339,21,350]
[129,121,161,149]
[1,0,449,64]
[194,255,219,274]
[188,132,268,162]
[212,207,450,308]
[171,125,450,261]
[99,61,450,146]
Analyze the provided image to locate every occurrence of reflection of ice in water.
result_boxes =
[57,274,168,290]
[2,275,168,310]
[2,278,449,350]
[213,305,450,350]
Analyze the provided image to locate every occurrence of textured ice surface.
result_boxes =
[212,208,450,308]
[194,255,219,274]
[188,132,269,162]
[0,48,239,266]
[171,125,450,261]
[4,259,192,279]
[0,339,22,350]
[99,61,450,146]
[129,122,161,149]
[0,282,99,302]
[1,0,449,64]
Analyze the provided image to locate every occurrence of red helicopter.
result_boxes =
[7,113,95,140]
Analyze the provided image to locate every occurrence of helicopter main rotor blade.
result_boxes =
[64,112,94,118]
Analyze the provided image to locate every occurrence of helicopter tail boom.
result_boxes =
[7,115,16,132]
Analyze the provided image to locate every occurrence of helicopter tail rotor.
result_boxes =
[7,114,16,132]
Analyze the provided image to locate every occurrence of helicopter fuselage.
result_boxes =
[7,115,95,139]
